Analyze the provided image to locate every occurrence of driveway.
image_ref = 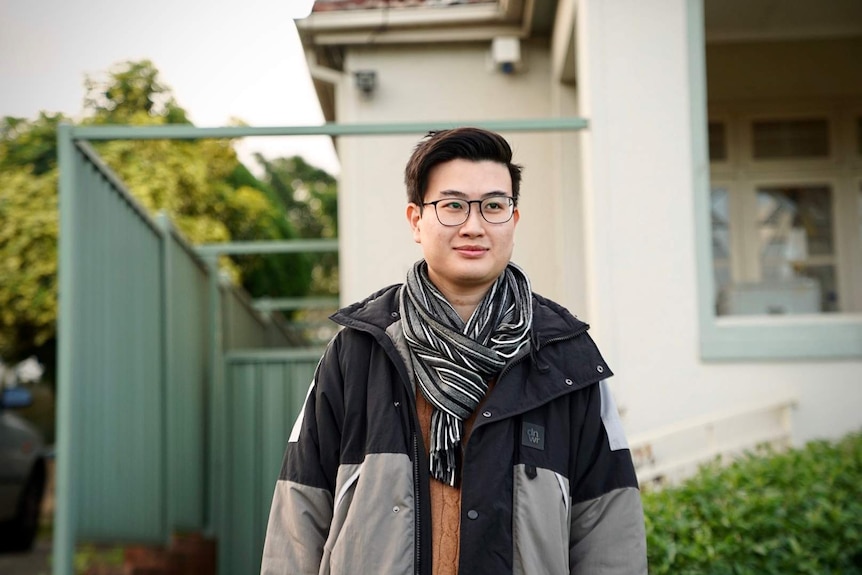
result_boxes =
[0,538,51,575]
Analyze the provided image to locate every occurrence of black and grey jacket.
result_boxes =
[261,284,647,575]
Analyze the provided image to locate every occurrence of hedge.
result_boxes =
[642,431,862,575]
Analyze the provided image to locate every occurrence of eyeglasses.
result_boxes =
[422,196,515,226]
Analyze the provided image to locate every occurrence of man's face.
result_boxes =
[407,158,519,300]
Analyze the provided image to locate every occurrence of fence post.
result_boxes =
[203,254,226,575]
[54,124,78,575]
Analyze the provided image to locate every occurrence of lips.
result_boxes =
[454,245,489,257]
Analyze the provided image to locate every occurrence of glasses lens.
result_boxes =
[435,200,469,226]
[480,197,514,223]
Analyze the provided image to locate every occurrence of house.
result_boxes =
[294,0,862,476]
[48,3,862,571]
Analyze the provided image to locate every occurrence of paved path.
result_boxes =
[0,539,51,575]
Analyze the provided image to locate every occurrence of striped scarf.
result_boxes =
[400,260,533,486]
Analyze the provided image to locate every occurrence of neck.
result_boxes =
[447,292,486,324]
[428,274,494,324]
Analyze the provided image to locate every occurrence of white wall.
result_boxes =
[328,0,862,448]
[334,41,583,312]
[576,0,862,445]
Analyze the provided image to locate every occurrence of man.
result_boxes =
[261,127,647,575]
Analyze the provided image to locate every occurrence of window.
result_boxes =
[751,118,830,159]
[706,112,860,321]
[691,1,862,360]
[701,110,862,357]
[711,182,840,317]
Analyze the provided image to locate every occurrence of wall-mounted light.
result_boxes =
[353,70,377,98]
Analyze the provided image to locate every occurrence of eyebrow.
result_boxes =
[437,190,510,199]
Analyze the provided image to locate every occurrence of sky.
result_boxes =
[0,0,339,174]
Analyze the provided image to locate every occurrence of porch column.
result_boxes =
[575,0,704,406]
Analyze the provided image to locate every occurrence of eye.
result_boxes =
[439,200,466,211]
[482,198,506,212]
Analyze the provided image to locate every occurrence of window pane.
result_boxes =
[752,118,829,159]
[796,264,839,313]
[717,185,838,316]
[708,122,727,161]
[711,188,731,313]
[756,185,835,313]
[757,185,833,269]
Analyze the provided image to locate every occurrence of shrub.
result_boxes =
[642,431,862,575]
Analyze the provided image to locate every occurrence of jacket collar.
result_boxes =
[330,284,591,349]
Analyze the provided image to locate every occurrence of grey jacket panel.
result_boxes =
[512,464,570,575]
[263,454,415,575]
[569,487,647,575]
[261,480,333,575]
[322,453,415,575]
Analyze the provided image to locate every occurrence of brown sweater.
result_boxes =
[416,381,495,575]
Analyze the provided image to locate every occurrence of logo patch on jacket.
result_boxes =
[521,423,545,450]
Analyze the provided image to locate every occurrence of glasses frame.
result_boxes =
[422,196,516,227]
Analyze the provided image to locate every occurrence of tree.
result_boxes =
[0,60,331,370]
[0,162,58,363]
[84,59,189,125]
[255,154,339,295]
[83,61,313,299]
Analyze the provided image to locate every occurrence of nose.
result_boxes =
[459,204,485,236]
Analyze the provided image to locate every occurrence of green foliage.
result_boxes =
[254,153,339,295]
[84,59,189,125]
[74,544,124,574]
[0,59,337,364]
[643,431,862,574]
[0,113,65,175]
[0,163,59,359]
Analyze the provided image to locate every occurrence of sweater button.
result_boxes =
[565,378,573,386]
[482,411,491,418]
[597,365,604,373]
[467,510,479,520]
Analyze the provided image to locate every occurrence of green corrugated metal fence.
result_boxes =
[70,143,167,543]
[221,350,322,575]
[55,131,316,575]
[161,216,210,533]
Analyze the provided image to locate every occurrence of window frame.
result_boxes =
[689,0,862,360]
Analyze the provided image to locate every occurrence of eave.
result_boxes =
[296,0,572,122]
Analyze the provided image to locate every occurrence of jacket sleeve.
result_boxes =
[569,380,647,575]
[261,338,345,575]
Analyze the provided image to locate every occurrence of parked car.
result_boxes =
[0,387,47,552]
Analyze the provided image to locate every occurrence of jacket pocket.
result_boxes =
[322,454,415,575]
[512,464,570,575]
[321,464,361,575]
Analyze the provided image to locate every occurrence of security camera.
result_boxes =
[491,37,521,74]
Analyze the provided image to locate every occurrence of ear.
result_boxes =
[406,203,423,243]
[512,207,520,227]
